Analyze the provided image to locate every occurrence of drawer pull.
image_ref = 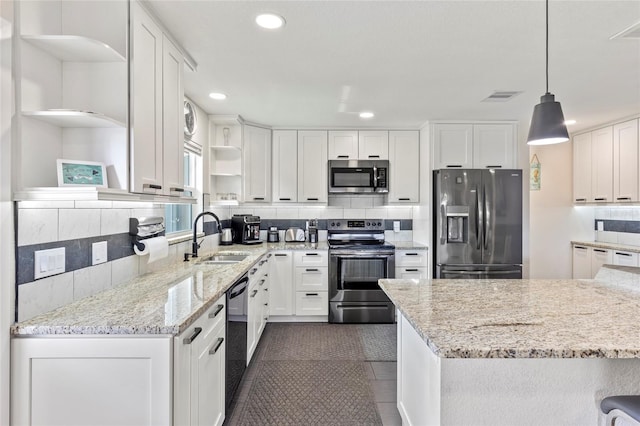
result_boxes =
[574,246,587,250]
[306,268,319,272]
[209,338,224,355]
[264,303,268,306]
[593,249,607,253]
[337,155,349,159]
[305,253,319,256]
[275,253,288,257]
[307,197,319,201]
[170,187,185,192]
[250,290,258,298]
[250,268,258,275]
[446,165,462,168]
[405,253,419,256]
[183,327,202,345]
[405,268,419,272]
[398,198,411,201]
[615,252,632,257]
[594,197,607,201]
[143,183,162,190]
[279,197,291,201]
[305,293,319,296]
[264,288,268,292]
[209,304,224,319]
[368,155,380,158]
[253,197,265,201]
[617,197,631,201]
[486,165,502,168]
[575,198,587,202]
[259,279,266,286]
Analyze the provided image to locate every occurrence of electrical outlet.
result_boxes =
[597,221,604,231]
[92,241,108,265]
[393,221,401,233]
[34,247,65,279]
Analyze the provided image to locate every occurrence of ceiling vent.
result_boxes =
[482,91,522,102]
[610,20,640,40]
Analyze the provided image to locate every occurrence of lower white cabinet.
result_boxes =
[295,291,329,316]
[395,249,429,279]
[612,250,639,267]
[572,245,615,279]
[591,248,613,277]
[572,245,591,279]
[247,254,270,363]
[269,251,294,316]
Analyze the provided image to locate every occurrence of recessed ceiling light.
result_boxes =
[359,112,374,119]
[256,13,285,30]
[564,119,577,125]
[209,92,227,100]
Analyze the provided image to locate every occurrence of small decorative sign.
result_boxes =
[530,154,541,191]
[57,159,107,187]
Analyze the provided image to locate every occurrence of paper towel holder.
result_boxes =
[130,217,165,251]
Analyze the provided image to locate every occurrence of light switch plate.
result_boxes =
[92,241,108,265]
[393,221,401,233]
[34,247,65,279]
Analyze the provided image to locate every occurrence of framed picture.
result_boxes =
[57,159,108,188]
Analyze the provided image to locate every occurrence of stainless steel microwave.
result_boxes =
[328,160,389,194]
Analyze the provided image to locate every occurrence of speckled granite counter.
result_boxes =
[392,241,429,250]
[12,242,328,336]
[379,277,640,359]
[572,240,640,254]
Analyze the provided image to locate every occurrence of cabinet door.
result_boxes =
[295,267,328,291]
[272,130,298,202]
[591,126,613,203]
[591,248,612,278]
[395,250,429,268]
[247,284,260,362]
[572,246,591,279]
[298,130,328,203]
[162,35,184,196]
[244,125,272,202]
[473,124,515,169]
[194,324,225,426]
[432,124,473,169]
[130,2,163,194]
[613,119,639,202]
[328,130,358,160]
[395,268,428,280]
[388,131,419,203]
[359,130,389,159]
[613,250,639,267]
[269,252,294,316]
[573,132,592,203]
[295,291,329,316]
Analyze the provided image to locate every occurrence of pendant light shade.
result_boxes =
[526,0,569,145]
[527,93,569,145]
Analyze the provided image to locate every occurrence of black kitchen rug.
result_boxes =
[234,360,383,426]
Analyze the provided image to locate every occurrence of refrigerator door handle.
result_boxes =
[483,185,489,250]
[440,203,446,244]
[475,186,482,250]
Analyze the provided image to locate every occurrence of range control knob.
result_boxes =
[337,222,341,227]
[377,222,382,226]
[367,222,371,226]
[330,222,335,227]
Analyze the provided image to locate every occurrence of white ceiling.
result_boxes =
[148,0,640,133]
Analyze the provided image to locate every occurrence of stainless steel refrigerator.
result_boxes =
[433,169,523,278]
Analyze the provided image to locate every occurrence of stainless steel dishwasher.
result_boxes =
[225,272,248,409]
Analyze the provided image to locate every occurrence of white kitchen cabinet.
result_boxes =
[472,124,515,169]
[298,130,328,203]
[388,131,420,203]
[395,249,429,279]
[573,132,593,203]
[247,255,270,362]
[295,291,329,316]
[294,267,329,292]
[613,119,639,202]
[12,336,172,426]
[269,251,294,316]
[591,248,613,278]
[591,126,613,203]
[293,251,329,267]
[328,130,359,160]
[131,2,185,196]
[613,250,640,267]
[272,130,298,202]
[243,124,272,203]
[294,251,328,317]
[432,123,516,169]
[359,130,389,159]
[572,245,591,279]
[209,117,243,204]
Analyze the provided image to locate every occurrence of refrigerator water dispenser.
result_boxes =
[446,206,469,243]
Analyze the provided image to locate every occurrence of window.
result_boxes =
[165,149,201,234]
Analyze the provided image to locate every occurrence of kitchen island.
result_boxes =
[379,271,640,426]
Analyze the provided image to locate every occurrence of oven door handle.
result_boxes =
[330,252,394,258]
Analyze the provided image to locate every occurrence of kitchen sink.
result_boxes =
[201,253,249,264]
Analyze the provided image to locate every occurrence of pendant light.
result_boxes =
[527,0,569,145]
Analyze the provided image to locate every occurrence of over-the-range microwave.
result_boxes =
[328,159,389,194]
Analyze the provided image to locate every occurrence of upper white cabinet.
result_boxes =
[272,130,298,202]
[359,130,389,159]
[573,132,592,203]
[388,131,420,203]
[613,119,639,202]
[243,125,272,203]
[298,130,328,203]
[328,131,359,160]
[130,2,184,196]
[432,123,516,169]
[209,117,243,205]
[591,126,613,203]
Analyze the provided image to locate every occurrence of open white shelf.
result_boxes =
[211,173,241,177]
[22,35,126,62]
[14,187,197,203]
[211,145,241,151]
[22,110,125,128]
[210,200,240,206]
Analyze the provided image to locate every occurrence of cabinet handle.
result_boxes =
[305,268,319,272]
[209,338,224,355]
[250,268,258,275]
[267,253,272,258]
[337,155,349,159]
[405,269,419,272]
[275,253,288,257]
[615,252,632,257]
[279,198,291,201]
[209,304,224,318]
[485,165,502,168]
[264,288,268,292]
[305,253,319,256]
[253,197,265,201]
[368,155,380,158]
[143,184,162,190]
[170,187,185,192]
[446,165,462,168]
[405,253,419,256]
[575,198,587,202]
[259,279,265,286]
[307,197,319,201]
[183,327,202,345]
[398,198,411,201]
[264,303,269,306]
[305,293,319,296]
[250,290,258,298]
[593,249,607,253]
[617,197,631,201]
[594,197,607,201]
[574,246,587,250]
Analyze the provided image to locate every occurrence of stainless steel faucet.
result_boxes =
[185,211,222,260]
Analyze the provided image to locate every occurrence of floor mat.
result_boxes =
[358,324,397,362]
[235,360,383,426]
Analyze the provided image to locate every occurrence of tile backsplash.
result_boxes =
[594,207,640,246]
[16,200,426,322]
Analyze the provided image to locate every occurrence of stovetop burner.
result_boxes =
[327,219,393,250]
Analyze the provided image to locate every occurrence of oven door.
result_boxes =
[329,251,395,302]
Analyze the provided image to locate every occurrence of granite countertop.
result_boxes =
[571,240,640,254]
[393,241,429,250]
[380,277,640,359]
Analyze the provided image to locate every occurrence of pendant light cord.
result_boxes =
[546,0,549,94]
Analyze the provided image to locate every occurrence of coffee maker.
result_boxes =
[231,215,262,244]
[308,219,318,243]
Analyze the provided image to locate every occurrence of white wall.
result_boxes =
[0,1,14,423]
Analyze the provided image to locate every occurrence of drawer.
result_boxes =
[178,294,225,346]
[293,251,328,267]
[295,291,328,316]
[395,250,429,268]
[613,250,639,267]
[295,266,328,291]
[395,267,429,280]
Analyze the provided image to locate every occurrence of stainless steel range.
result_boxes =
[328,219,395,323]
